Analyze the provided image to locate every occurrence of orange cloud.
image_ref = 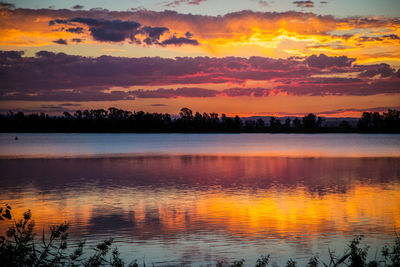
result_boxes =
[0,8,399,63]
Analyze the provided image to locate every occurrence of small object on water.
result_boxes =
[15,136,18,140]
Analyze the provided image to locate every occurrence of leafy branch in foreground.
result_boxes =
[0,206,135,266]
[0,206,399,266]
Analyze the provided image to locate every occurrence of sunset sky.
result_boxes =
[1,0,399,117]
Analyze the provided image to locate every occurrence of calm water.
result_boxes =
[0,133,399,266]
[1,133,400,158]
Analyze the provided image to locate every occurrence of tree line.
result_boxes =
[0,107,399,133]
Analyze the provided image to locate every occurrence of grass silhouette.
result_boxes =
[1,205,399,266]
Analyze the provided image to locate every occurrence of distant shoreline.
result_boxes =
[1,108,399,133]
[1,130,400,133]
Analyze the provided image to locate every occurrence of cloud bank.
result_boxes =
[0,7,399,61]
[0,51,398,101]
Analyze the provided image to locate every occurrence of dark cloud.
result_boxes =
[185,32,193,38]
[66,27,84,33]
[49,17,198,46]
[49,19,71,26]
[0,108,73,114]
[0,50,24,60]
[141,26,169,45]
[319,106,400,115]
[69,17,100,26]
[141,26,169,39]
[41,104,81,110]
[35,51,57,57]
[0,51,398,101]
[185,0,207,4]
[53,38,68,45]
[129,87,219,98]
[293,1,314,8]
[59,103,82,107]
[2,90,135,102]
[306,44,352,50]
[357,34,400,42]
[305,54,355,68]
[150,104,167,106]
[69,18,141,42]
[0,2,15,9]
[41,104,62,109]
[256,0,269,7]
[121,87,270,98]
[89,27,127,42]
[161,36,199,46]
[222,88,270,97]
[165,0,207,7]
[72,5,84,10]
[384,34,400,40]
[265,106,400,117]
[276,77,400,96]
[71,38,83,43]
[89,8,109,12]
[357,63,395,78]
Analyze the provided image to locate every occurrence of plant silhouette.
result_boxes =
[1,206,400,266]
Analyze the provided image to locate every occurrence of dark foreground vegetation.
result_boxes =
[1,108,399,133]
[1,206,400,267]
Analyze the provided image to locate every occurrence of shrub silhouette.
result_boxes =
[0,206,134,266]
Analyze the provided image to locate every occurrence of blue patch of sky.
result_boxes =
[6,0,400,17]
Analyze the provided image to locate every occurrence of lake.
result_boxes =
[0,133,399,266]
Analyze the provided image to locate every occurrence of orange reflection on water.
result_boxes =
[3,182,399,242]
[192,184,400,237]
[0,156,399,254]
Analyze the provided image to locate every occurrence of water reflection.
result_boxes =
[1,133,400,158]
[0,156,399,265]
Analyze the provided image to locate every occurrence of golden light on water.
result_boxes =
[1,157,399,243]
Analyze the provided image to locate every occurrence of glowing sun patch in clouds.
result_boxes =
[0,4,399,116]
[0,7,399,64]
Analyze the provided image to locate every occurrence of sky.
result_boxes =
[0,0,399,117]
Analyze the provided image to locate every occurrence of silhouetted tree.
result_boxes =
[372,112,383,129]
[244,120,256,131]
[358,112,374,130]
[62,111,73,119]
[291,118,300,131]
[256,118,265,130]
[383,109,400,132]
[302,113,316,131]
[339,120,351,130]
[233,115,243,130]
[283,118,291,130]
[180,107,193,120]
[269,117,282,130]
[302,113,323,132]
